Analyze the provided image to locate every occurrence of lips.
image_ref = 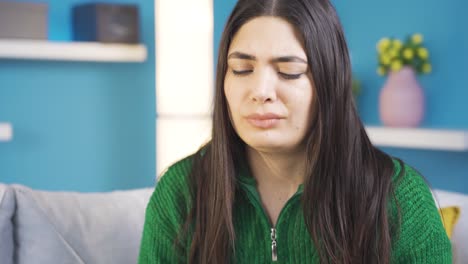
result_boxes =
[245,113,284,129]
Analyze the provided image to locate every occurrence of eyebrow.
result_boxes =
[228,51,307,64]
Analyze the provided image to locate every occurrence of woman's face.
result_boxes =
[224,16,315,154]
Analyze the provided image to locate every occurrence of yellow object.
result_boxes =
[393,39,403,50]
[411,33,424,44]
[388,49,399,59]
[439,206,461,239]
[381,54,391,65]
[403,48,414,60]
[422,63,432,74]
[377,38,391,52]
[375,34,431,76]
[391,60,403,71]
[418,48,429,59]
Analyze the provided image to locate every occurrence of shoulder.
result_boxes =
[390,159,435,210]
[391,159,431,197]
[147,154,196,220]
[139,155,198,263]
[389,159,451,261]
[157,154,195,192]
[389,158,436,218]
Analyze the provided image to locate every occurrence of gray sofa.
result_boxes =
[0,183,152,264]
[1,183,467,264]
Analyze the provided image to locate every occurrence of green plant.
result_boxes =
[376,33,431,76]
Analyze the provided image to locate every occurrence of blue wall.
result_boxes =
[0,0,155,192]
[333,0,468,194]
[214,0,468,194]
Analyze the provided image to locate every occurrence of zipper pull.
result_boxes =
[271,228,278,262]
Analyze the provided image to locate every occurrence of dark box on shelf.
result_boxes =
[0,2,48,39]
[72,3,140,44]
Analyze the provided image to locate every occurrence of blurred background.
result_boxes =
[0,0,467,195]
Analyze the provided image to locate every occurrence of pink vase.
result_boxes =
[379,66,425,127]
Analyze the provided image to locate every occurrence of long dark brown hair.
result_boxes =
[180,0,400,263]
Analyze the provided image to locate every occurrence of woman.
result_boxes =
[139,0,451,263]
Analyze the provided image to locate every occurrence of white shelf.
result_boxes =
[365,126,468,151]
[0,123,13,142]
[0,39,147,62]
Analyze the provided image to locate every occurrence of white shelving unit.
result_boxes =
[365,126,468,151]
[0,39,147,62]
[0,123,13,142]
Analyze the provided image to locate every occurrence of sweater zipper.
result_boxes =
[269,194,300,262]
[241,183,302,262]
[271,228,278,261]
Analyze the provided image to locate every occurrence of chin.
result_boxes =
[235,126,304,153]
[242,137,299,153]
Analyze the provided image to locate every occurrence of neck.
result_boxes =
[246,146,306,195]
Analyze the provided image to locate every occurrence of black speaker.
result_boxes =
[72,3,140,44]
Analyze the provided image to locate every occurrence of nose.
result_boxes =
[250,70,277,104]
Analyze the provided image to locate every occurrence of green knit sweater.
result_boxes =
[138,155,452,263]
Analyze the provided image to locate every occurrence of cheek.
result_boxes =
[224,87,235,115]
[224,78,244,112]
[291,100,312,129]
[287,84,314,128]
[224,80,242,127]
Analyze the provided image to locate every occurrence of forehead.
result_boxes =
[228,16,306,58]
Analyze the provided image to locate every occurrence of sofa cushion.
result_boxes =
[0,183,15,264]
[433,189,468,264]
[12,184,153,264]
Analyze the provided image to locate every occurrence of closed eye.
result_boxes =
[232,69,253,76]
[278,72,303,80]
